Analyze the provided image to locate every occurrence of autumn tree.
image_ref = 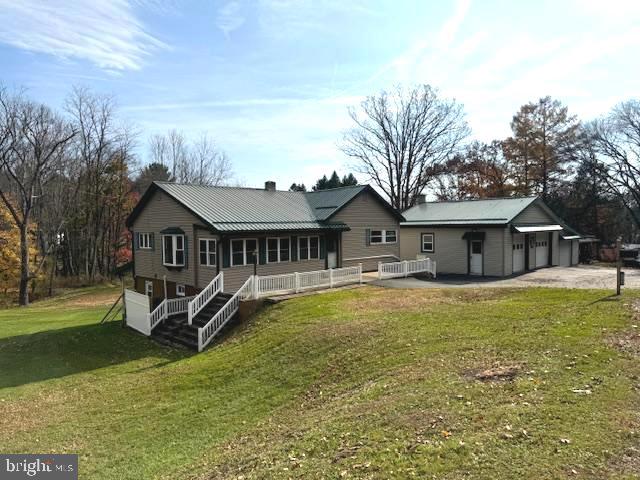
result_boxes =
[342,85,469,209]
[503,97,581,199]
[0,87,75,305]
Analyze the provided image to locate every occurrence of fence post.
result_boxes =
[359,263,363,284]
[295,272,300,293]
[253,275,259,299]
[403,260,408,278]
[329,268,334,288]
[378,262,382,280]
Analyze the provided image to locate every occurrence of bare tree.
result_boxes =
[593,100,640,227]
[0,87,75,305]
[341,85,470,210]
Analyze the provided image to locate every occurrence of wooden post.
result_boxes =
[329,268,334,288]
[163,275,167,300]
[359,263,363,284]
[616,236,622,296]
[378,262,382,280]
[295,272,300,293]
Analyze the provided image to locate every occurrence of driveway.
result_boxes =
[372,265,640,290]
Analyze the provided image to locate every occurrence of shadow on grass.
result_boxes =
[0,321,187,389]
[587,294,621,305]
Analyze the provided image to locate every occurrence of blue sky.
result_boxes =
[1,0,639,188]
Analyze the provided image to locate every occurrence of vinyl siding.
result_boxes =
[512,203,556,224]
[504,229,513,275]
[132,190,206,288]
[332,191,400,271]
[571,239,579,265]
[551,231,560,265]
[400,227,508,276]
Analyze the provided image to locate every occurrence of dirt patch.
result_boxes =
[0,390,69,434]
[63,290,121,308]
[465,363,523,382]
[607,300,640,357]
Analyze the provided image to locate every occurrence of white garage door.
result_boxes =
[535,233,549,268]
[559,240,571,266]
[512,233,525,273]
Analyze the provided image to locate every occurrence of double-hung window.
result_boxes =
[369,229,397,244]
[298,236,319,261]
[138,232,152,249]
[267,237,290,263]
[199,238,217,267]
[163,234,185,267]
[231,239,257,266]
[421,233,434,253]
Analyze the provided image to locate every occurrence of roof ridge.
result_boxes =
[423,196,538,204]
[154,181,304,193]
[304,185,365,194]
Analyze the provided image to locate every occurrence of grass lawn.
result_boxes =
[1,285,639,479]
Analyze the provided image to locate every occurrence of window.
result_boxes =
[385,230,397,243]
[472,241,482,254]
[421,233,434,253]
[144,280,153,297]
[370,229,397,245]
[176,284,186,296]
[298,236,320,261]
[163,234,185,267]
[231,239,257,266]
[267,237,290,263]
[138,232,152,249]
[199,238,217,267]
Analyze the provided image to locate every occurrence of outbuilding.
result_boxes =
[400,196,580,277]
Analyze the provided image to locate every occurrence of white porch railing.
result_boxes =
[253,264,362,298]
[147,295,195,332]
[198,276,253,352]
[378,258,436,280]
[188,272,223,324]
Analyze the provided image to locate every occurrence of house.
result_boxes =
[125,181,402,303]
[399,195,580,276]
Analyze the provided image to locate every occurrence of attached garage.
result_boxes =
[559,234,581,266]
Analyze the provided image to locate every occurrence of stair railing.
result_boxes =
[198,275,253,351]
[188,272,224,325]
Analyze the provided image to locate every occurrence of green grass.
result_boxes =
[1,285,639,479]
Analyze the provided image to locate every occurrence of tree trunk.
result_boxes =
[18,223,29,306]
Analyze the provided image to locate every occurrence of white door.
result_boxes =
[512,234,525,273]
[327,251,337,268]
[470,240,483,275]
[559,240,571,266]
[535,233,549,268]
[144,280,153,297]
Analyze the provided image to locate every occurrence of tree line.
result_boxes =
[341,85,640,245]
[0,85,233,305]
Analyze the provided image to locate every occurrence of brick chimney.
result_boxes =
[265,181,276,192]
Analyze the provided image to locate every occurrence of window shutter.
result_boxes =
[319,236,326,259]
[133,232,139,250]
[259,238,267,265]
[183,236,188,268]
[291,236,298,261]
[150,233,155,251]
[365,228,371,246]
[222,239,230,268]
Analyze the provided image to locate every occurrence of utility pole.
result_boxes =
[616,236,622,296]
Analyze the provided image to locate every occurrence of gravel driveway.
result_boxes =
[373,265,640,290]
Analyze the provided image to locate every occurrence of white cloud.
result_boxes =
[216,1,246,36]
[0,0,166,71]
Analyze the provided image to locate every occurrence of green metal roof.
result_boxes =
[138,182,370,233]
[401,197,539,226]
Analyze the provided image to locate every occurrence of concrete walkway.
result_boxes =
[372,265,640,290]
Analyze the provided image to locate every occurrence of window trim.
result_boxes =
[162,234,185,267]
[176,284,186,296]
[298,235,320,261]
[199,238,217,267]
[230,238,258,267]
[266,237,291,264]
[138,232,152,249]
[370,229,397,245]
[421,233,435,253]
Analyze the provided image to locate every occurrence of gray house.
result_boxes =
[126,181,402,303]
[400,196,580,276]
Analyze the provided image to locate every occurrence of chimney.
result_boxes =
[417,194,426,205]
[264,180,276,192]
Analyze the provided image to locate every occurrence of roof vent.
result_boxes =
[265,181,276,192]
[416,194,427,205]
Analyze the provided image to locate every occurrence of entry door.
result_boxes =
[512,234,525,273]
[535,233,549,268]
[470,240,483,275]
[144,280,153,297]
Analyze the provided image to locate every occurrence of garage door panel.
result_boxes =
[512,233,525,273]
[535,233,549,268]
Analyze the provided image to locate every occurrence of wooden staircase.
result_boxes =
[151,292,233,350]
